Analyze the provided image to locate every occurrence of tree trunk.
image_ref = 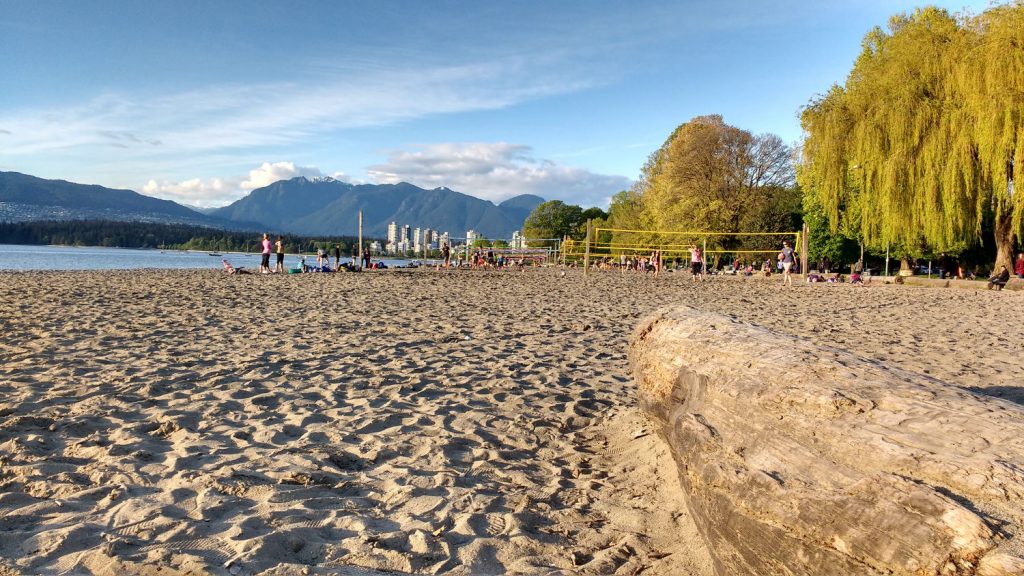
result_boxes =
[994,210,1016,275]
[631,306,1024,576]
[899,257,914,275]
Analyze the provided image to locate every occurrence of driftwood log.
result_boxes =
[630,306,1024,576]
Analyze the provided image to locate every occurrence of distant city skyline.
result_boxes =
[0,0,992,209]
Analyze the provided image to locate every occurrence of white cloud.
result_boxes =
[140,147,628,209]
[367,142,631,207]
[142,161,352,207]
[241,161,328,190]
[142,177,242,208]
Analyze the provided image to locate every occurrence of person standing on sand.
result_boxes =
[441,242,451,269]
[334,244,341,271]
[779,240,796,286]
[259,233,272,274]
[688,244,704,282]
[362,244,371,269]
[1015,253,1024,279]
[274,236,285,273]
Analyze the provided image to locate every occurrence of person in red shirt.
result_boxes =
[1015,252,1024,279]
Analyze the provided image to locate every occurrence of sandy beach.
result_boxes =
[1,267,1023,576]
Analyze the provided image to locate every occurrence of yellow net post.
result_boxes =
[702,237,707,274]
[583,219,592,276]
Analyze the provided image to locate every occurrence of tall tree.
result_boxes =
[800,5,1024,271]
[622,115,796,252]
[523,200,585,243]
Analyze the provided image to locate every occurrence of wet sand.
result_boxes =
[1,268,1022,575]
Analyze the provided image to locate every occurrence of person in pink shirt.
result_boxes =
[259,233,272,274]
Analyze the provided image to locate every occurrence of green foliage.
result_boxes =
[799,4,1024,266]
[607,190,645,231]
[802,187,859,267]
[609,115,798,254]
[523,200,585,242]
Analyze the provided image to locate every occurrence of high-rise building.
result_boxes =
[466,230,477,247]
[386,222,398,253]
[400,225,410,245]
[422,228,433,253]
[511,230,526,249]
[413,227,422,253]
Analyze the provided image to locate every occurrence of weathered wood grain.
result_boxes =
[630,306,1024,576]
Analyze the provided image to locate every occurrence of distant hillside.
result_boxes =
[212,177,544,238]
[0,171,248,229]
[0,171,544,239]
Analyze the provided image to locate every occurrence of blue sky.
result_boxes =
[0,0,993,208]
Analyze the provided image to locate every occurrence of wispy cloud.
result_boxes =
[0,57,594,160]
[367,142,631,207]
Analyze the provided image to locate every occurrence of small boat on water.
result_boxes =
[208,252,222,257]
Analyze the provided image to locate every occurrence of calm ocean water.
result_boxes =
[0,244,415,271]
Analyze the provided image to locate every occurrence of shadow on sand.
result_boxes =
[968,385,1024,407]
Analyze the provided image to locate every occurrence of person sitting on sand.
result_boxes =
[222,259,251,274]
[988,265,1011,290]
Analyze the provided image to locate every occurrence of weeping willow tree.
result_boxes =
[960,2,1024,269]
[800,4,1024,271]
[609,115,797,257]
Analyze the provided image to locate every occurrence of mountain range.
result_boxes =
[0,172,544,239]
[0,171,237,228]
[212,177,543,238]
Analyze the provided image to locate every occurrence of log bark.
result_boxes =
[630,306,1024,576]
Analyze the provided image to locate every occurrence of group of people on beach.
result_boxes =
[720,240,798,285]
[616,251,664,275]
[597,241,800,284]
[239,233,375,274]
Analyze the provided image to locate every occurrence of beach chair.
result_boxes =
[222,259,250,274]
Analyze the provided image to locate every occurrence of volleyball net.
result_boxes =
[563,226,805,272]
